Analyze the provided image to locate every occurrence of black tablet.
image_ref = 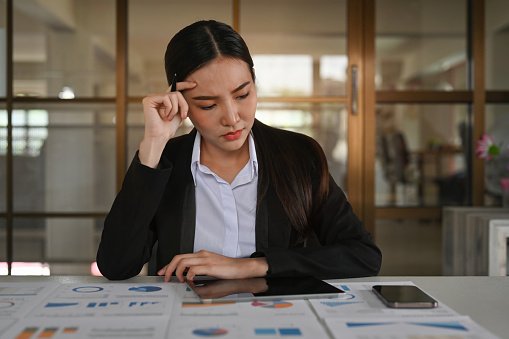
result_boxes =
[186,276,344,303]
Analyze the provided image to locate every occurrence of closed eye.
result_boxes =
[200,104,216,110]
[237,92,249,100]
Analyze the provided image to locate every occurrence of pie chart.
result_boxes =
[72,286,104,293]
[128,286,162,292]
[192,328,228,336]
[251,300,293,308]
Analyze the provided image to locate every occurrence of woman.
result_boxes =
[97,20,381,282]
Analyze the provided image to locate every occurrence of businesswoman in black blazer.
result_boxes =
[97,20,382,281]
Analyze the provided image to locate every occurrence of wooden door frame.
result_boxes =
[347,0,376,236]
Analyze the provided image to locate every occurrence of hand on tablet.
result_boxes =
[157,250,269,282]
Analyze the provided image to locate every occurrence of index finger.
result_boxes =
[164,253,192,282]
[165,81,197,93]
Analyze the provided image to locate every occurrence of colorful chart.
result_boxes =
[72,286,104,293]
[254,328,302,336]
[320,301,363,308]
[44,302,79,308]
[14,327,78,339]
[192,328,228,336]
[15,327,37,339]
[128,286,162,293]
[251,301,293,309]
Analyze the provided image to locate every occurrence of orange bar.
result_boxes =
[15,327,38,339]
[37,328,57,338]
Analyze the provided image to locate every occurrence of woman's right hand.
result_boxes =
[139,81,197,168]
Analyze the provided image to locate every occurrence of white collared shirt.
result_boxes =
[191,131,258,258]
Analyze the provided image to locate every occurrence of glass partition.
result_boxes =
[12,102,116,212]
[485,1,509,90]
[376,0,467,90]
[0,104,5,212]
[257,102,348,190]
[375,104,469,206]
[13,217,105,276]
[240,0,347,97]
[128,0,233,97]
[0,218,5,267]
[484,105,509,206]
[0,0,6,97]
[13,0,115,98]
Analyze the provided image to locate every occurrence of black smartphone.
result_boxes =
[372,285,438,308]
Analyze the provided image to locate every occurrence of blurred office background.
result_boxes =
[1,0,508,276]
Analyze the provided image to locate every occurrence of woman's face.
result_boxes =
[183,57,257,158]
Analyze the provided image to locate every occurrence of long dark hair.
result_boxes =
[165,20,255,83]
[253,121,330,243]
[165,20,329,241]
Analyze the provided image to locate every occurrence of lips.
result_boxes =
[223,129,243,141]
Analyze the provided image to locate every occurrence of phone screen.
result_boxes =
[372,285,438,308]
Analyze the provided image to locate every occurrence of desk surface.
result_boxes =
[1,275,507,338]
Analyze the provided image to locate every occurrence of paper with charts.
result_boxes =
[27,282,177,318]
[0,280,501,339]
[0,282,59,318]
[0,317,169,339]
[324,315,499,339]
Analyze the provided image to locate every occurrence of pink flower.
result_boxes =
[476,133,500,161]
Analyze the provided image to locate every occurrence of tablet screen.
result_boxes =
[186,276,344,303]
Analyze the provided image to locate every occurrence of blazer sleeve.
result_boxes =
[96,153,173,280]
[252,175,382,279]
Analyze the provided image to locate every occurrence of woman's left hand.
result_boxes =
[157,250,268,282]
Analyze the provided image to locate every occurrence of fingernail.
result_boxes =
[183,112,187,118]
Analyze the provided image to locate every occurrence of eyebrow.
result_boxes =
[192,81,251,100]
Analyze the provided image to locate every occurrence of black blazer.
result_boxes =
[97,120,382,280]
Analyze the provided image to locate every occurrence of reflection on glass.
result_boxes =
[375,104,468,207]
[376,0,467,90]
[484,105,509,206]
[13,1,115,98]
[257,102,348,191]
[485,1,509,90]
[128,0,233,96]
[12,103,116,212]
[13,218,104,276]
[241,0,347,97]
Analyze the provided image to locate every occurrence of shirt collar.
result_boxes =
[190,131,258,186]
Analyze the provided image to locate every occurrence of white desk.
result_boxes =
[0,276,507,338]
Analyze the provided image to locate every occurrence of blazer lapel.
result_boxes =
[170,130,197,254]
[255,197,269,250]
[180,181,196,253]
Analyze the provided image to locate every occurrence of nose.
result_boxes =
[221,100,240,126]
